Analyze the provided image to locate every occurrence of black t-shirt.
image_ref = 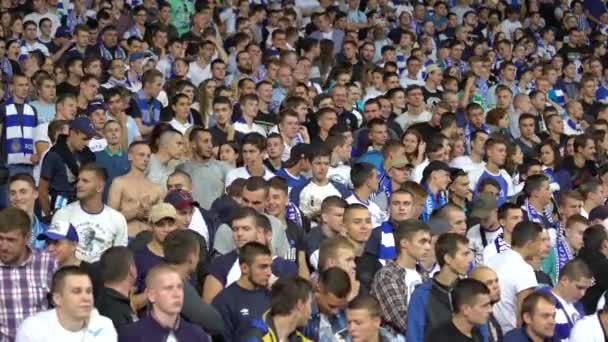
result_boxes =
[422,86,443,108]
[96,287,138,329]
[209,124,244,147]
[56,81,79,96]
[558,156,598,189]
[426,320,484,342]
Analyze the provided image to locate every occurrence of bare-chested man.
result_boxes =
[108,141,164,237]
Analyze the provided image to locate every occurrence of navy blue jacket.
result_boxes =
[118,314,209,342]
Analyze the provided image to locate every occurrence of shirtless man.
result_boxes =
[108,141,164,237]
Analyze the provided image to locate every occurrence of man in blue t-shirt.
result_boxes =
[212,242,272,342]
[202,207,297,304]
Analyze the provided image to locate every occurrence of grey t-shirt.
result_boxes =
[213,214,289,258]
[182,281,224,335]
[177,159,233,210]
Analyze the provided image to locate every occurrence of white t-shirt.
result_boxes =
[16,309,116,342]
[225,166,275,188]
[487,249,538,334]
[411,159,429,183]
[570,313,605,342]
[404,267,423,306]
[328,165,352,189]
[34,122,51,144]
[468,225,503,266]
[169,118,193,136]
[188,61,212,87]
[88,138,107,153]
[299,181,342,218]
[450,156,485,173]
[346,194,387,228]
[52,202,128,262]
[394,110,432,131]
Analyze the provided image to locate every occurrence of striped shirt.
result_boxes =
[0,249,57,340]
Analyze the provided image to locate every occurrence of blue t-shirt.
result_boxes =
[275,168,307,190]
[207,251,297,286]
[473,170,511,206]
[95,148,130,202]
[212,283,270,342]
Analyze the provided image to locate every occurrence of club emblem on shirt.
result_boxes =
[240,308,250,316]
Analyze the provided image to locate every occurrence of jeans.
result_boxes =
[0,164,33,209]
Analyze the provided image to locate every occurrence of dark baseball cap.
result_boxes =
[590,205,608,222]
[85,100,106,116]
[284,143,312,167]
[70,116,97,138]
[164,190,199,210]
[55,26,72,38]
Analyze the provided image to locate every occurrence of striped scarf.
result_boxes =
[555,232,574,281]
[421,184,448,223]
[379,221,396,261]
[5,103,36,165]
[135,90,161,126]
[99,43,126,63]
[65,10,87,32]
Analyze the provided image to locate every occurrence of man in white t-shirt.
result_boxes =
[52,164,128,262]
[346,162,387,228]
[570,306,608,341]
[487,221,543,334]
[16,266,117,341]
[225,133,274,188]
[290,145,351,219]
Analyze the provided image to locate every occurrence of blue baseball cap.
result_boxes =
[86,100,106,116]
[129,51,145,63]
[70,116,97,138]
[37,221,79,242]
[56,26,72,38]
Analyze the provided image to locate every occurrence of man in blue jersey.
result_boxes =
[468,137,514,206]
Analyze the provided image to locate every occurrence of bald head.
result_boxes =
[470,266,501,303]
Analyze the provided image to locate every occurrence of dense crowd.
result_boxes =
[2,0,608,340]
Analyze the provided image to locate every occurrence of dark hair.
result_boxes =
[394,219,431,255]
[350,162,377,189]
[523,174,550,197]
[239,241,271,266]
[100,246,134,283]
[435,233,469,268]
[163,230,200,264]
[270,276,312,315]
[0,207,31,236]
[269,176,288,194]
[583,224,608,251]
[321,196,348,213]
[347,294,382,317]
[308,144,332,162]
[8,173,36,189]
[51,265,91,294]
[521,291,555,318]
[559,259,592,282]
[79,163,108,182]
[241,132,267,151]
[451,278,490,314]
[511,221,543,248]
[498,202,522,220]
[318,267,351,299]
[231,207,259,225]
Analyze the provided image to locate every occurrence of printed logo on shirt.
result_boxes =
[240,308,250,316]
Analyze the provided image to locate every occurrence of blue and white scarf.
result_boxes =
[99,43,127,63]
[65,10,87,32]
[421,184,448,223]
[135,90,161,126]
[555,232,574,280]
[566,118,584,135]
[286,202,303,229]
[523,198,558,231]
[5,103,36,165]
[464,122,489,153]
[379,221,396,261]
[1,56,12,80]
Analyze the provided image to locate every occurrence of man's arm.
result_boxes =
[297,251,310,280]
[202,274,224,304]
[38,178,51,216]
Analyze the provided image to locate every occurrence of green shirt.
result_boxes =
[168,0,194,36]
